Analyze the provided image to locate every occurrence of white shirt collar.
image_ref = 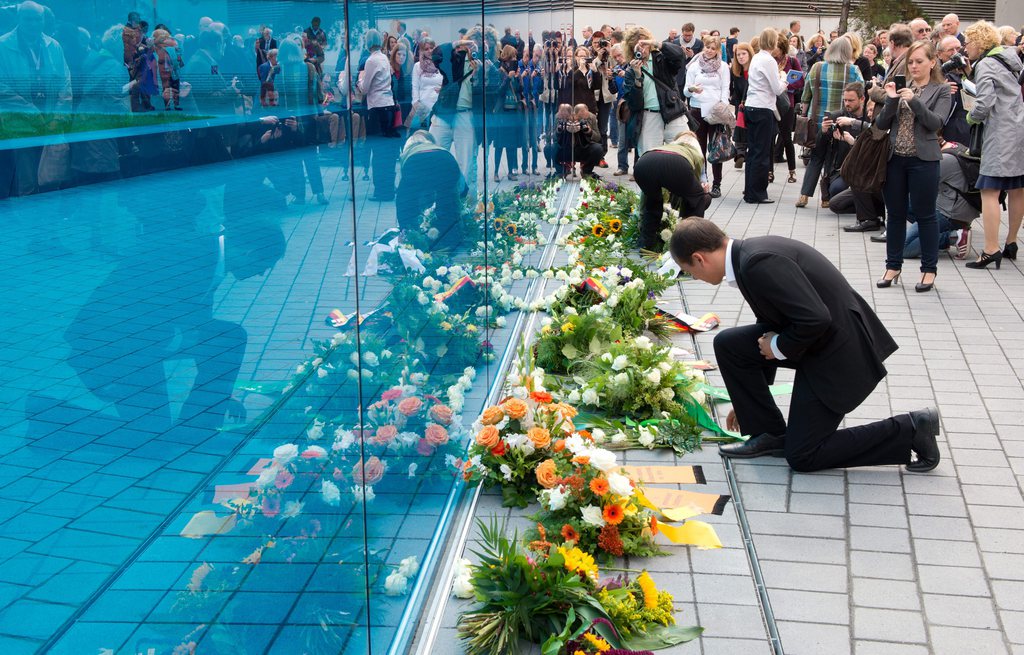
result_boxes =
[724,239,737,287]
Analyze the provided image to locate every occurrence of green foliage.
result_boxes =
[851,0,928,34]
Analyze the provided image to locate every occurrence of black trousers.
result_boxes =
[714,324,914,472]
[634,150,710,248]
[743,107,776,202]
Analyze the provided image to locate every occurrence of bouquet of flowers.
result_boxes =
[557,339,699,422]
[457,520,700,655]
[530,431,664,559]
[582,419,703,455]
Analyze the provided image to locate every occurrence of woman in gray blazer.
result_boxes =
[875,40,951,293]
[962,21,1024,270]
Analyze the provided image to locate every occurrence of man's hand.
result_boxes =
[758,331,778,360]
[726,409,740,432]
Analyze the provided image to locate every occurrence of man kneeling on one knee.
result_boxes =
[669,218,941,473]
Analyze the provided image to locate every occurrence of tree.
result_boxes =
[850,0,928,37]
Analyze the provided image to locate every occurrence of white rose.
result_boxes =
[611,355,629,371]
[581,388,600,406]
[567,389,581,403]
[317,368,328,379]
[601,353,613,363]
[588,448,619,473]
[349,351,360,366]
[580,504,606,527]
[634,336,652,350]
[646,369,662,386]
[495,317,507,327]
[638,427,656,448]
[385,571,408,596]
[255,466,278,488]
[416,292,429,305]
[320,479,341,506]
[436,266,448,276]
[281,500,304,518]
[620,267,633,279]
[591,428,606,442]
[500,464,513,481]
[273,444,298,464]
[452,574,475,599]
[658,361,673,373]
[661,228,672,242]
[307,420,325,441]
[606,294,619,308]
[660,387,675,401]
[691,390,707,405]
[543,485,568,511]
[607,472,634,497]
[408,463,418,478]
[526,270,539,278]
[398,556,420,578]
[612,372,630,388]
[363,352,379,367]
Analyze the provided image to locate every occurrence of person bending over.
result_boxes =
[633,132,710,251]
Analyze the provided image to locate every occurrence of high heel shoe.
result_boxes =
[965,250,1003,269]
[876,270,901,288]
[1003,242,1018,260]
[787,170,797,183]
[915,272,936,293]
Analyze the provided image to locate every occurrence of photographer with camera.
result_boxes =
[936,35,971,145]
[623,26,688,155]
[589,32,616,165]
[555,103,603,179]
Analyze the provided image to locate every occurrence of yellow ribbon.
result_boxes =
[655,519,723,549]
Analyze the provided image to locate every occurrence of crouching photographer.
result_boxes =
[556,103,604,178]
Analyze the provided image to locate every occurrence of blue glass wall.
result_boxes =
[0,0,573,653]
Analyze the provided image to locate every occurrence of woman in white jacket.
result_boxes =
[410,38,443,131]
[684,35,731,197]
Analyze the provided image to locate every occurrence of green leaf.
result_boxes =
[561,343,579,360]
[588,335,603,355]
[540,608,575,655]
[625,624,705,649]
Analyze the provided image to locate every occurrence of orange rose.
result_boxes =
[535,459,558,489]
[429,404,454,425]
[475,425,500,448]
[425,423,449,446]
[480,406,506,425]
[527,427,551,450]
[373,424,398,445]
[503,398,529,420]
[352,456,386,485]
[553,439,566,452]
[397,397,424,416]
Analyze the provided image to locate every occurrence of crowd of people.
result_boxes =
[2,1,1023,287]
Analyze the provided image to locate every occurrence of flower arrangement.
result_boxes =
[456,519,700,655]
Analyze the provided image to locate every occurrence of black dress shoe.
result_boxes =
[719,433,786,459]
[744,198,775,204]
[906,407,940,473]
[870,229,887,243]
[843,220,882,233]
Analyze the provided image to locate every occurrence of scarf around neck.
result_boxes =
[698,52,721,75]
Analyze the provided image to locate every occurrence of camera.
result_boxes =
[634,47,643,59]
[598,38,609,48]
[941,52,968,74]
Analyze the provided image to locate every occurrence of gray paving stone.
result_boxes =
[853,578,921,611]
[848,483,905,506]
[760,560,848,594]
[769,589,851,625]
[849,502,909,528]
[950,448,1012,468]
[918,564,991,596]
[850,549,916,581]
[776,620,851,655]
[923,594,1000,629]
[956,465,1018,486]
[993,580,1024,612]
[854,642,930,655]
[968,504,1024,530]
[737,482,789,512]
[790,473,846,494]
[1002,610,1024,645]
[847,468,903,486]
[929,626,1009,655]
[900,474,963,496]
[745,511,846,539]
[692,573,760,606]
[975,528,1024,554]
[854,607,927,643]
[690,546,751,576]
[695,603,770,641]
[905,493,968,517]
[850,525,911,553]
[981,552,1024,581]
[788,492,848,515]
[912,538,983,567]
[908,515,975,541]
[757,536,843,564]
[701,637,773,655]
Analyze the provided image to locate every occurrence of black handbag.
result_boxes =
[968,122,984,158]
[641,68,687,122]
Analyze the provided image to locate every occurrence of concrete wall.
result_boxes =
[995,0,1024,29]
[571,9,842,42]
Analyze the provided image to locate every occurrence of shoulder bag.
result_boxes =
[840,126,890,192]
[641,67,686,122]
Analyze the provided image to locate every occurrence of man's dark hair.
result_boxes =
[730,27,740,35]
[669,218,728,265]
[682,22,695,33]
[789,20,799,28]
[889,25,913,48]
[844,81,865,97]
[611,30,624,43]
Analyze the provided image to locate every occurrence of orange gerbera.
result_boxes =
[578,429,593,441]
[589,477,610,496]
[603,503,625,525]
[649,515,660,536]
[561,524,580,543]
[572,455,591,466]
[530,390,554,404]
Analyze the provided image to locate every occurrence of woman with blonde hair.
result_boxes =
[684,34,730,197]
[623,25,688,154]
[997,25,1020,46]
[741,27,787,203]
[963,20,1024,269]
[843,31,873,83]
[875,41,950,291]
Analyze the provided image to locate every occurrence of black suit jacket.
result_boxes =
[731,237,898,414]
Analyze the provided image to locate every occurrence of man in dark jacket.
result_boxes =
[624,27,688,155]
[669,218,941,473]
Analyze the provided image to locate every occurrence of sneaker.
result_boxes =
[795,195,809,208]
[954,229,971,259]
[613,169,627,176]
[710,184,721,198]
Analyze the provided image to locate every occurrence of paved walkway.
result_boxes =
[427,153,1024,655]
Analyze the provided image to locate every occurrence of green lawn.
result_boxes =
[1,111,214,141]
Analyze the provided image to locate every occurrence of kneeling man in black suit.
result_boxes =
[669,218,940,473]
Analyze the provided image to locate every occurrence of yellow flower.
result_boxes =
[622,502,638,517]
[637,571,658,609]
[558,546,599,581]
[560,322,575,333]
[583,632,611,652]
[591,223,606,238]
[440,321,453,331]
[466,324,478,333]
[609,218,623,233]
[542,325,553,335]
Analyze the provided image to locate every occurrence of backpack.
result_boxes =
[840,126,890,192]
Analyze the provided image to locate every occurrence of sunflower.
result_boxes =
[583,632,611,652]
[589,477,610,496]
[505,223,518,236]
[561,524,579,543]
[602,503,625,525]
[591,223,606,238]
[493,218,505,231]
[609,218,623,233]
